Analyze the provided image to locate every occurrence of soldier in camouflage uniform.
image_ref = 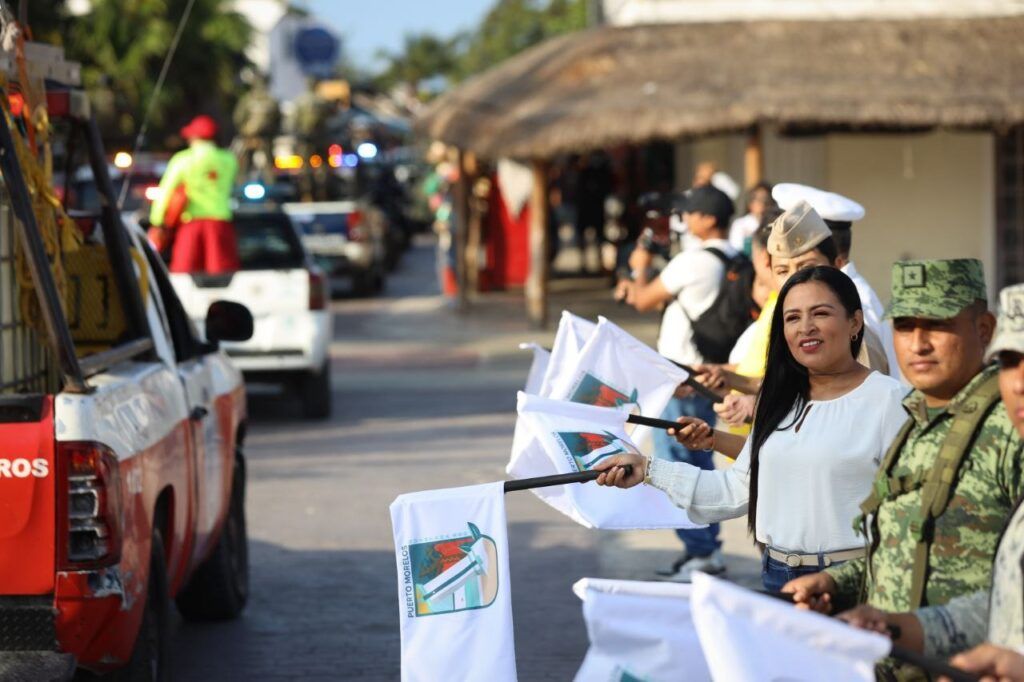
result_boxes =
[837,282,1024,680]
[784,259,1023,677]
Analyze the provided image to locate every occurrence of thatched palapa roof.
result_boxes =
[417,16,1024,159]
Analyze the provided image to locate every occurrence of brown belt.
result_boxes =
[765,546,865,568]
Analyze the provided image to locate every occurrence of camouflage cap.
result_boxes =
[986,283,1024,360]
[886,258,987,320]
[767,200,832,259]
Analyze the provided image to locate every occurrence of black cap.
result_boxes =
[673,185,735,226]
[637,192,675,218]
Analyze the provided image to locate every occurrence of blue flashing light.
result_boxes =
[342,153,359,168]
[356,142,378,159]
[243,183,267,201]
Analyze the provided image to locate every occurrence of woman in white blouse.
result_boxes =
[595,266,909,591]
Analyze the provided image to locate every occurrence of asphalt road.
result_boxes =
[169,237,758,681]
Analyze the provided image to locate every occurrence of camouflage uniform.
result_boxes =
[914,283,1024,656]
[826,260,1023,612]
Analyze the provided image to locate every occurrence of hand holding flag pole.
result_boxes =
[759,591,979,682]
[503,466,633,493]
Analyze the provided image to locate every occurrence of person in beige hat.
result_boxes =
[695,201,890,427]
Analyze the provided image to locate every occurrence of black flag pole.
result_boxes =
[758,592,979,681]
[503,465,633,493]
[666,360,726,404]
[627,413,691,431]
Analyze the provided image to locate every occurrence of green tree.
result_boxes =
[58,0,254,149]
[374,33,461,92]
[456,0,587,79]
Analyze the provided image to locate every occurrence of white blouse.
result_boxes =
[648,372,909,553]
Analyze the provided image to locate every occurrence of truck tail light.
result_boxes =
[347,211,365,241]
[56,442,123,570]
[308,268,327,310]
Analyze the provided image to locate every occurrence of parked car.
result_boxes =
[0,91,251,680]
[169,208,334,419]
[282,200,388,296]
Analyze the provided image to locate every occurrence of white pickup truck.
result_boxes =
[170,207,333,419]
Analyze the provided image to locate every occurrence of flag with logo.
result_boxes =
[538,311,597,397]
[519,342,551,396]
[510,393,699,529]
[573,578,711,682]
[690,574,890,682]
[547,317,689,454]
[390,482,516,682]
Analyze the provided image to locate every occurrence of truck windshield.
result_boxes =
[234,215,306,271]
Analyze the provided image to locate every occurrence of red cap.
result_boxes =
[180,115,218,140]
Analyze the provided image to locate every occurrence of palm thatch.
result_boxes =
[417,16,1024,159]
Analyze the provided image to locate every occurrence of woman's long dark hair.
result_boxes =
[747,266,865,536]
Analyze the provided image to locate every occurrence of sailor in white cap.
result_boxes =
[772,183,901,382]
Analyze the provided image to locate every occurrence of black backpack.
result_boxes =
[685,248,760,363]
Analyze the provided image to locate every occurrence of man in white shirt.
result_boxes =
[772,183,901,381]
[616,184,737,581]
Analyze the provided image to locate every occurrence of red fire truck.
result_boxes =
[0,43,251,680]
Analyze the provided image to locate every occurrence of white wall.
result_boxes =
[603,0,1024,24]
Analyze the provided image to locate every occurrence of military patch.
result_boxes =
[1005,290,1024,329]
[901,263,926,288]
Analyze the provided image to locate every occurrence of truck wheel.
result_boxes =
[175,457,249,621]
[352,270,384,297]
[299,363,332,420]
[112,532,170,681]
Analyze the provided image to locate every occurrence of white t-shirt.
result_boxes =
[656,239,735,365]
[842,261,902,383]
[728,321,758,366]
[648,372,909,553]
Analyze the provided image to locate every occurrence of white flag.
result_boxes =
[547,317,689,454]
[573,578,711,682]
[538,311,597,397]
[510,393,700,529]
[390,482,516,682]
[691,574,890,682]
[519,342,551,395]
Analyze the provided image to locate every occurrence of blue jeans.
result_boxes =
[654,395,720,557]
[761,553,846,593]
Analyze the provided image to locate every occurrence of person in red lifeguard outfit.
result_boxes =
[149,115,240,273]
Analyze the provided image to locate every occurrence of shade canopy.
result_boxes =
[417,16,1024,159]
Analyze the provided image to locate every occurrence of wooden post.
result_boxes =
[453,148,471,311]
[744,125,764,188]
[526,160,550,329]
[464,153,482,298]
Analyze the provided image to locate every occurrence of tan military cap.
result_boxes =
[987,283,1024,360]
[767,200,832,259]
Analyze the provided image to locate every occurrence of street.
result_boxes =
[169,237,759,681]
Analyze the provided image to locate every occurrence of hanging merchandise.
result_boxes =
[510,393,700,530]
[573,578,711,682]
[547,317,689,454]
[690,574,889,682]
[390,482,516,682]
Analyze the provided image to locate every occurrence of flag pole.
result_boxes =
[627,413,698,431]
[665,360,726,404]
[503,465,633,493]
[759,592,979,681]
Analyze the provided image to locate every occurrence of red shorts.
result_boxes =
[169,219,240,274]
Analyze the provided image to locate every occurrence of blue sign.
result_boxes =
[294,26,339,75]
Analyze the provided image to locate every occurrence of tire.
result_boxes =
[175,457,250,621]
[111,532,170,681]
[299,363,332,419]
[352,269,384,297]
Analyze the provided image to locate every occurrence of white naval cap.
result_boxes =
[710,171,740,201]
[772,183,865,222]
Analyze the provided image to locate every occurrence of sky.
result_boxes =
[304,0,495,71]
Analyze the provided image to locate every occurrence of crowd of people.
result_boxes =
[595,179,1024,680]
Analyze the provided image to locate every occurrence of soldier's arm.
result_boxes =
[824,556,866,610]
[915,590,990,657]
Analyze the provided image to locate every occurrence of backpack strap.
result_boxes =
[703,246,733,267]
[907,371,1002,606]
[855,371,1002,607]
